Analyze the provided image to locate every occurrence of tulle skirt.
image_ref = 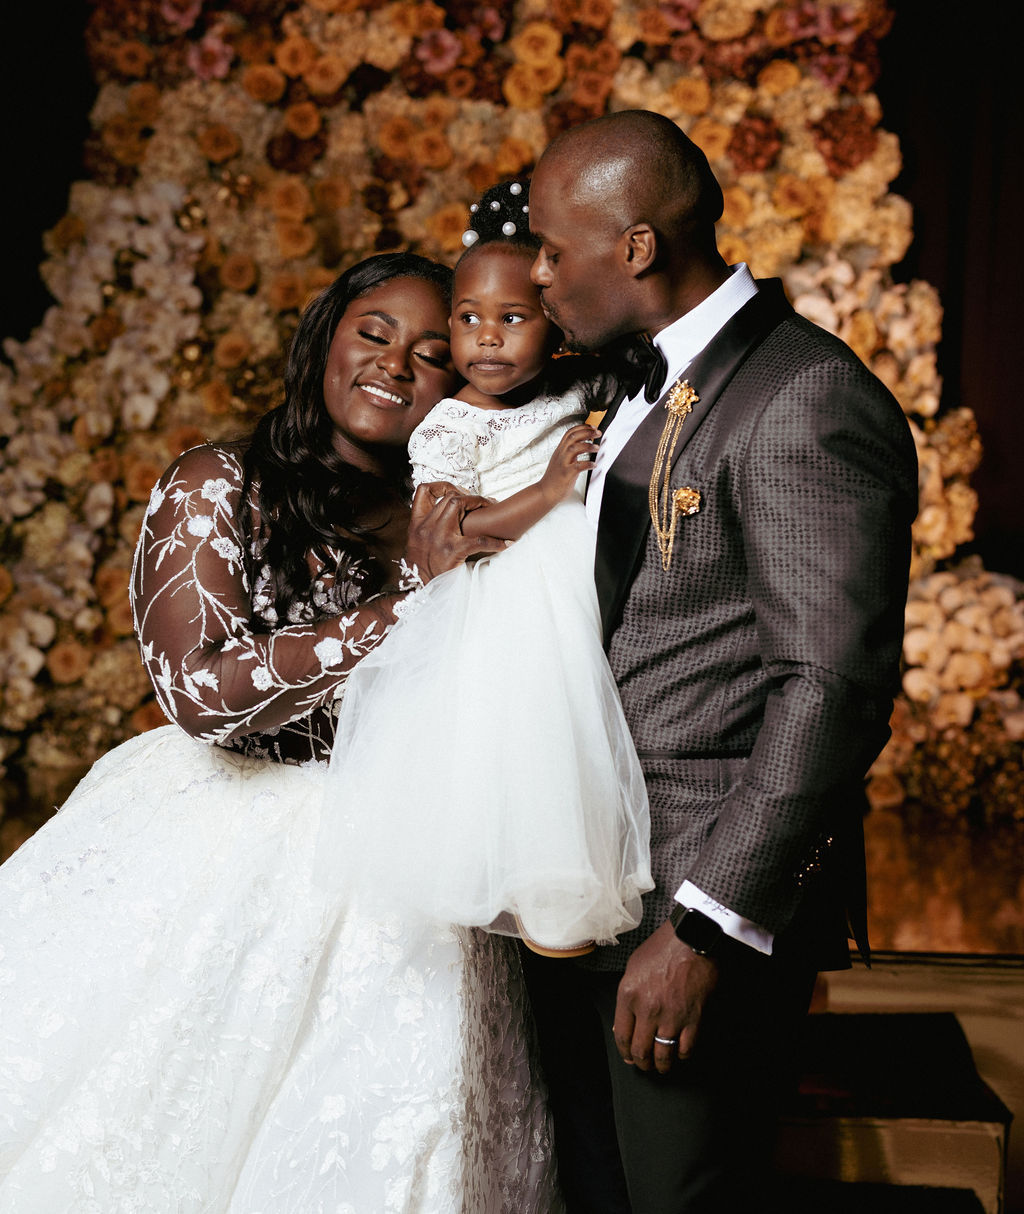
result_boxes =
[316,496,653,951]
[0,726,560,1213]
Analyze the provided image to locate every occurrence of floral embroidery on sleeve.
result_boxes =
[131,444,395,763]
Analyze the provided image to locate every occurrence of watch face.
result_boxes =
[675,908,722,955]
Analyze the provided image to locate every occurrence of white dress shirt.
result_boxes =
[586,263,773,955]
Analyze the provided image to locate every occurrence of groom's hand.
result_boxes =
[612,921,719,1075]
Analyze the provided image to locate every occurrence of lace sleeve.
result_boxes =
[408,407,482,494]
[130,445,397,746]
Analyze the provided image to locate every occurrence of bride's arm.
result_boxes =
[131,445,495,744]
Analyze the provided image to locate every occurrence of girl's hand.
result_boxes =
[405,481,505,583]
[539,425,600,507]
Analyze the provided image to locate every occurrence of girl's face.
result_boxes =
[450,246,558,408]
[322,276,456,469]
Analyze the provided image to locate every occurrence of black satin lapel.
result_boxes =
[595,280,793,645]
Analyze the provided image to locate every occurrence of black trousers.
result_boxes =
[521,942,817,1214]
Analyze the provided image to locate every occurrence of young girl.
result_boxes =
[316,182,652,954]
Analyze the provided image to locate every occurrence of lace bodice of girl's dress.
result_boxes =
[408,388,589,500]
[131,443,396,764]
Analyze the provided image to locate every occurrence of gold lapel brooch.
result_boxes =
[648,379,700,570]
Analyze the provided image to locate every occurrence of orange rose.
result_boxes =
[758,59,801,96]
[572,71,611,109]
[197,124,241,164]
[276,221,317,259]
[841,309,881,363]
[126,82,161,123]
[422,95,457,127]
[387,0,444,35]
[200,379,234,415]
[763,10,796,46]
[101,116,147,166]
[167,425,207,456]
[467,161,499,192]
[95,564,131,608]
[720,185,752,228]
[578,0,614,29]
[219,252,258,292]
[716,231,750,265]
[89,309,124,352]
[512,20,562,66]
[48,213,86,252]
[268,176,314,221]
[377,116,417,160]
[426,203,470,254]
[87,448,121,482]
[635,9,674,46]
[105,599,136,637]
[771,173,816,219]
[527,58,565,94]
[47,641,91,685]
[688,117,732,162]
[304,54,347,96]
[495,136,534,176]
[410,129,454,170]
[284,101,322,140]
[669,76,711,116]
[445,68,476,99]
[111,39,154,78]
[125,459,164,502]
[313,177,352,211]
[235,29,277,64]
[131,699,170,733]
[267,271,307,312]
[275,35,317,78]
[501,63,545,110]
[213,331,252,369]
[0,563,12,607]
[242,63,287,104]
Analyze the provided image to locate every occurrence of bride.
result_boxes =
[0,252,562,1213]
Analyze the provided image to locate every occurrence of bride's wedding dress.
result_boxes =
[0,445,560,1213]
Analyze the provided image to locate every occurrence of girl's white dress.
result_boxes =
[0,444,560,1214]
[317,390,653,951]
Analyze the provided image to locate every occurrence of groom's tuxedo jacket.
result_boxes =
[593,279,918,971]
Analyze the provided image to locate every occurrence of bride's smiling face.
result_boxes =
[322,277,456,467]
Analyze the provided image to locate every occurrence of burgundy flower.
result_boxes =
[186,31,235,81]
[726,113,783,173]
[415,28,462,76]
[811,103,878,175]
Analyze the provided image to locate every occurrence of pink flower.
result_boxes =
[414,28,462,76]
[187,31,234,81]
[658,0,698,34]
[160,0,203,33]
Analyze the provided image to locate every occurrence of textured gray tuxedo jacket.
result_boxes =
[592,279,918,972]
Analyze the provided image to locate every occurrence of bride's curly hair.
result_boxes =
[239,252,453,626]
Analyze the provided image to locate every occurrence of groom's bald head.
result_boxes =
[528,110,727,348]
[535,110,723,256]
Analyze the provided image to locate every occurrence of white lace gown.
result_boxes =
[317,392,652,951]
[0,445,561,1214]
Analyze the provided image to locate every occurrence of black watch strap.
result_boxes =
[669,904,724,957]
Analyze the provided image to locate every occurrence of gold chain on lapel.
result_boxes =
[648,378,700,570]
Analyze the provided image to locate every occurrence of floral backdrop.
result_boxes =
[1,0,1022,947]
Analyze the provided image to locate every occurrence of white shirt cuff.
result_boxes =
[675,881,774,955]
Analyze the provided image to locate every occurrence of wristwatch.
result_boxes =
[669,903,724,957]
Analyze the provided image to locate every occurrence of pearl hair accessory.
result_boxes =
[461,179,531,248]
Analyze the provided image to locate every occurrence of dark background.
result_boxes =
[3,2,1021,578]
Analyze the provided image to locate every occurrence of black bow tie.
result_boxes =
[620,333,668,404]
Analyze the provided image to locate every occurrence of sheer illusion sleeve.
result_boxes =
[130,444,397,750]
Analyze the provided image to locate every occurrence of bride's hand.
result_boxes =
[405,481,506,584]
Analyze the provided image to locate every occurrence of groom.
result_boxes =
[521,110,918,1212]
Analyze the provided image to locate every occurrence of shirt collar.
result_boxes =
[653,263,758,385]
